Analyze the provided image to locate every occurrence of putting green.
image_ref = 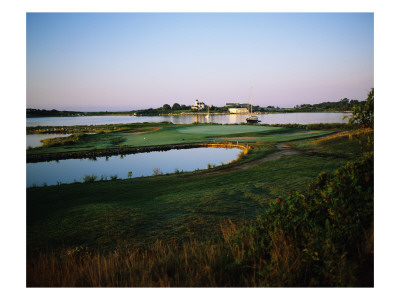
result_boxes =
[176,125,281,136]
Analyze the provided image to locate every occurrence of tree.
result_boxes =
[340,98,350,110]
[346,88,374,128]
[172,103,181,110]
[162,104,171,110]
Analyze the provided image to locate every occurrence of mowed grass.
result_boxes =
[26,125,373,287]
[175,124,281,135]
[27,149,348,253]
[27,123,331,155]
[27,124,356,254]
[214,131,333,143]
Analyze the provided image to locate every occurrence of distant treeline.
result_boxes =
[27,108,85,117]
[134,103,228,116]
[290,98,366,112]
[27,98,366,117]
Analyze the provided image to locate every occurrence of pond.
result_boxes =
[26,147,242,187]
[26,134,71,148]
[26,112,350,127]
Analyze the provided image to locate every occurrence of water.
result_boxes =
[26,134,71,148]
[26,147,242,187]
[26,112,350,127]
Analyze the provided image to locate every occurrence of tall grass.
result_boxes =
[109,175,118,180]
[40,133,86,147]
[152,168,163,176]
[83,174,97,183]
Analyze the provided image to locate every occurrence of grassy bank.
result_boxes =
[26,123,373,286]
[27,148,373,287]
[27,130,370,251]
[26,123,332,157]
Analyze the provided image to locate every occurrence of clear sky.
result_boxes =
[26,13,374,111]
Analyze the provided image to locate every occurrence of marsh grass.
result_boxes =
[174,168,183,174]
[152,168,163,176]
[40,133,87,148]
[83,174,97,183]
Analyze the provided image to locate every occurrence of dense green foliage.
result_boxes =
[209,105,229,113]
[345,88,374,128]
[292,98,365,112]
[27,108,84,117]
[225,151,373,286]
[172,103,181,110]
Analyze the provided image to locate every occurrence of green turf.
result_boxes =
[27,123,332,155]
[175,124,280,135]
[27,147,349,252]
[27,123,366,254]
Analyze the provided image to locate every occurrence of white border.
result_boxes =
[1,0,399,299]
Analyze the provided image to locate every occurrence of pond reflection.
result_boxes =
[26,147,242,187]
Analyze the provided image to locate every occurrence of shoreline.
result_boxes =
[27,111,352,118]
[26,142,248,163]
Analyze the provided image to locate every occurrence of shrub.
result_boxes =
[110,137,127,146]
[83,174,97,183]
[345,88,374,129]
[41,133,86,148]
[226,151,374,286]
[152,168,163,176]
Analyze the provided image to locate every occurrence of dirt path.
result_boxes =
[209,143,300,175]
[206,131,341,175]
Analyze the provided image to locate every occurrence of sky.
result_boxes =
[26,13,374,111]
